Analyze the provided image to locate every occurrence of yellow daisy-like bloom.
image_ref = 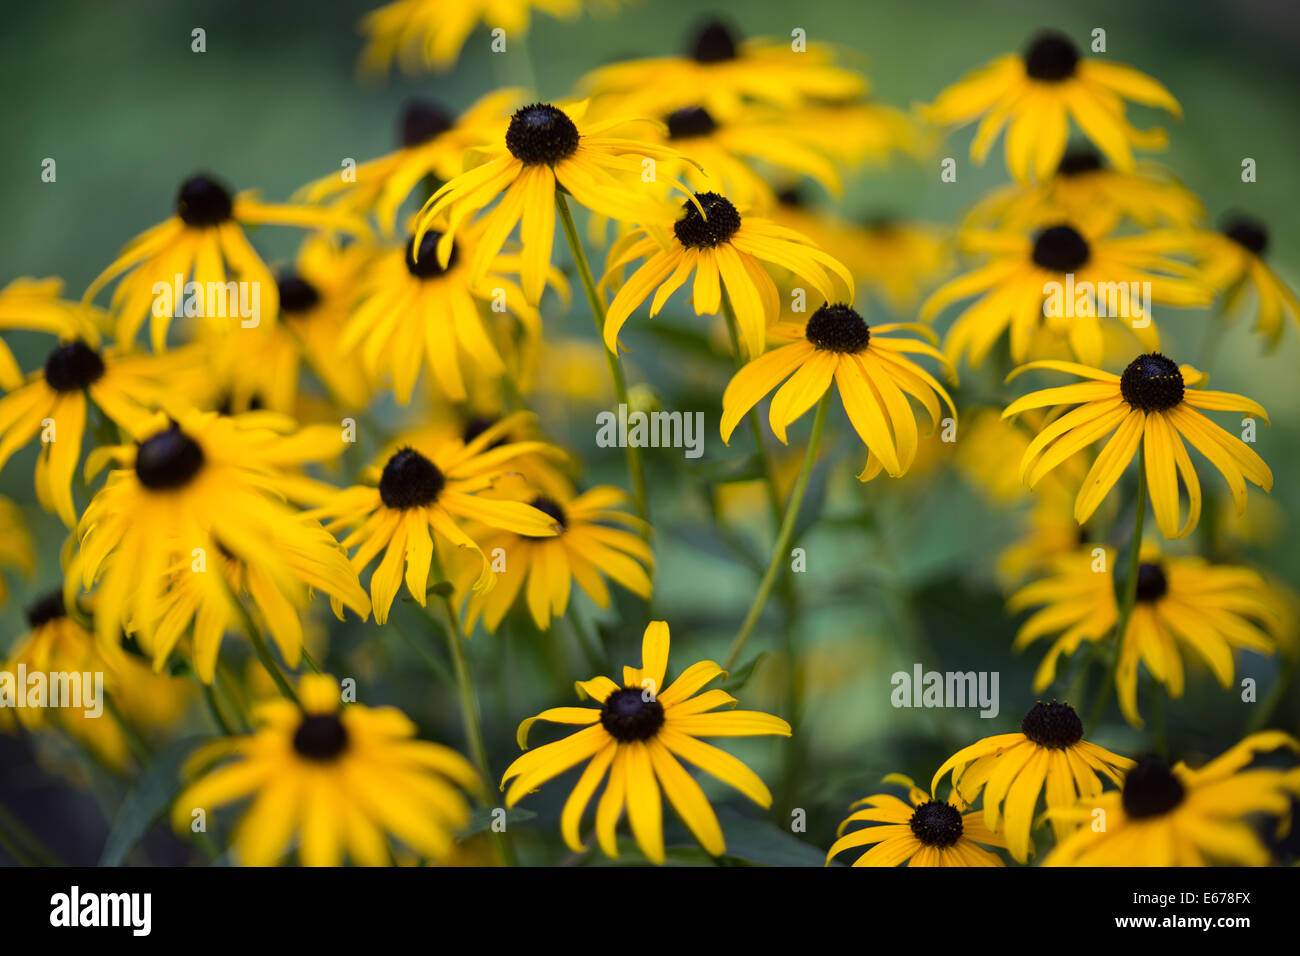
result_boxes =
[602,191,854,359]
[359,0,582,74]
[67,409,368,658]
[310,425,562,624]
[638,104,843,212]
[926,29,1180,181]
[966,147,1204,235]
[0,277,105,390]
[578,19,864,119]
[1010,546,1283,727]
[922,219,1210,369]
[0,339,207,526]
[1045,732,1300,866]
[414,100,690,306]
[1190,214,1300,349]
[826,773,1006,867]
[1003,354,1272,539]
[206,237,375,414]
[297,91,523,236]
[502,620,792,864]
[775,100,925,171]
[456,485,651,633]
[4,591,191,771]
[932,701,1134,862]
[85,174,367,350]
[172,674,481,866]
[0,496,34,605]
[721,304,955,481]
[341,227,563,404]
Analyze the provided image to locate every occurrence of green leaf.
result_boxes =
[99,736,204,867]
[705,806,831,867]
[718,653,766,692]
[461,806,536,837]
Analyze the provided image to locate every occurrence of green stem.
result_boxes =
[1087,441,1146,733]
[724,393,830,671]
[235,601,299,705]
[0,801,61,866]
[555,191,649,530]
[200,681,236,736]
[104,695,152,764]
[721,293,783,532]
[1249,650,1299,733]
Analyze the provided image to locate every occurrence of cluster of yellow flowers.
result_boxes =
[1,4,1297,868]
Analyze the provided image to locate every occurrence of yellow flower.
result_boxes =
[0,277,105,390]
[1045,732,1300,866]
[932,701,1134,862]
[310,424,562,623]
[578,19,864,118]
[773,100,925,172]
[1010,546,1283,727]
[1003,355,1271,539]
[456,485,651,633]
[172,674,481,866]
[0,496,34,605]
[85,174,367,350]
[414,101,691,306]
[502,621,791,864]
[721,305,954,481]
[297,91,524,235]
[1190,215,1300,349]
[67,409,368,662]
[359,0,584,74]
[927,30,1179,181]
[826,774,1005,867]
[602,191,854,359]
[922,219,1210,369]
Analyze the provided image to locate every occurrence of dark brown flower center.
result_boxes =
[1120,353,1184,412]
[378,447,445,509]
[1222,215,1268,256]
[666,106,718,139]
[673,191,741,249]
[1021,701,1083,749]
[806,303,870,353]
[292,713,349,761]
[43,341,105,392]
[1057,147,1104,177]
[1135,562,1168,602]
[277,273,321,314]
[25,591,66,629]
[689,20,739,63]
[1024,31,1079,82]
[600,687,665,742]
[1032,224,1090,271]
[400,99,454,148]
[1121,756,1186,819]
[530,496,567,531]
[176,174,234,226]
[909,801,964,848]
[405,231,457,278]
[506,103,580,165]
[135,423,205,490]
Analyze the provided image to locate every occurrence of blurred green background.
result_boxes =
[2,0,1298,865]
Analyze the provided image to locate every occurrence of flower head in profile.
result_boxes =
[602,191,854,359]
[578,19,864,118]
[455,485,652,633]
[85,174,368,350]
[721,304,955,481]
[414,100,691,306]
[67,409,368,661]
[502,621,791,864]
[1190,213,1300,349]
[341,227,564,404]
[310,422,563,624]
[922,219,1210,369]
[1003,354,1272,538]
[0,277,106,390]
[297,91,523,235]
[932,701,1134,862]
[1011,545,1283,727]
[173,674,481,865]
[927,29,1180,181]
[826,773,1005,867]
[360,0,583,74]
[1046,732,1300,866]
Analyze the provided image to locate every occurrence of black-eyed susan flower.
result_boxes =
[0,496,34,605]
[359,0,584,74]
[602,192,854,359]
[966,146,1204,235]
[923,219,1210,369]
[0,277,106,390]
[173,674,481,866]
[1046,732,1300,866]
[310,430,562,624]
[414,101,690,306]
[1003,354,1272,538]
[456,485,651,633]
[578,19,864,118]
[85,174,367,350]
[1011,545,1283,727]
[774,100,925,172]
[926,30,1179,181]
[721,304,955,480]
[341,228,563,403]
[297,91,522,236]
[1190,214,1300,349]
[932,701,1133,861]
[826,773,1006,867]
[66,409,368,658]
[0,339,207,525]
[501,620,791,864]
